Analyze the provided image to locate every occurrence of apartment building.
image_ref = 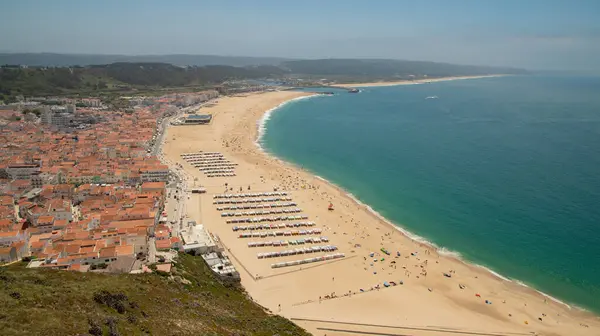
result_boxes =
[5,164,41,180]
[139,165,169,182]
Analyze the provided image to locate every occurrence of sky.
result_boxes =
[2,0,600,71]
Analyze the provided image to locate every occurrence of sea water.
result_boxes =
[260,75,600,313]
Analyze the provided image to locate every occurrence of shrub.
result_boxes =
[88,318,102,336]
[93,290,129,314]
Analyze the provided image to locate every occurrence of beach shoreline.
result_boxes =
[162,87,600,336]
[254,100,579,311]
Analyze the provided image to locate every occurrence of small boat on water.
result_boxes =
[426,96,438,99]
[349,88,360,93]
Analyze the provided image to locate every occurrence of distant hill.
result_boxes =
[0,54,528,100]
[96,62,286,86]
[281,59,527,78]
[0,53,292,67]
[0,254,309,336]
[0,62,286,99]
[1,53,527,77]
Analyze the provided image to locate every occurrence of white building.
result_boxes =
[51,112,73,128]
[81,98,101,107]
[45,199,73,222]
[41,107,53,124]
[202,252,240,282]
[180,222,219,254]
[0,230,27,248]
[41,105,74,128]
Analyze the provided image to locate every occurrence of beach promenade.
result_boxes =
[161,89,600,336]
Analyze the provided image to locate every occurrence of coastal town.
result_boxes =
[0,89,242,281]
[1,77,600,335]
[3,0,600,334]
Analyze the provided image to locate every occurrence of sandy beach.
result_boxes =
[335,74,507,88]
[162,88,600,336]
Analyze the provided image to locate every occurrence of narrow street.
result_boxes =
[153,103,199,248]
[148,237,156,263]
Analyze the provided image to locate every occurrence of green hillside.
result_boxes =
[0,57,529,101]
[0,53,293,67]
[0,254,309,336]
[0,63,286,100]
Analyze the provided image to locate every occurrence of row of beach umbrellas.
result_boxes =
[201,169,235,174]
[214,192,288,199]
[271,253,345,268]
[232,221,316,231]
[181,152,223,157]
[248,236,329,247]
[217,202,297,211]
[221,208,302,217]
[196,162,236,166]
[258,245,338,259]
[226,215,308,224]
[238,228,322,238]
[213,197,292,205]
[197,165,237,170]
[188,158,229,162]
[207,173,236,177]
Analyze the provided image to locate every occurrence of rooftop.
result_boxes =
[180,224,216,249]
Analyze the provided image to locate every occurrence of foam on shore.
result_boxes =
[253,90,585,316]
[320,174,578,311]
[256,94,318,151]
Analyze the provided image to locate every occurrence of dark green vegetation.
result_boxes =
[0,53,292,67]
[0,63,285,100]
[0,55,528,101]
[0,254,309,336]
[281,59,527,79]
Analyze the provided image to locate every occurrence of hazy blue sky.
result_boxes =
[2,0,600,70]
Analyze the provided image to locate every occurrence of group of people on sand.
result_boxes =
[220,182,252,193]
[317,279,407,304]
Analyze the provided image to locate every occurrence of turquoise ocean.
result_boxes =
[259,76,600,313]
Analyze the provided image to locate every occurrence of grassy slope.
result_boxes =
[0,63,286,100]
[0,254,309,336]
